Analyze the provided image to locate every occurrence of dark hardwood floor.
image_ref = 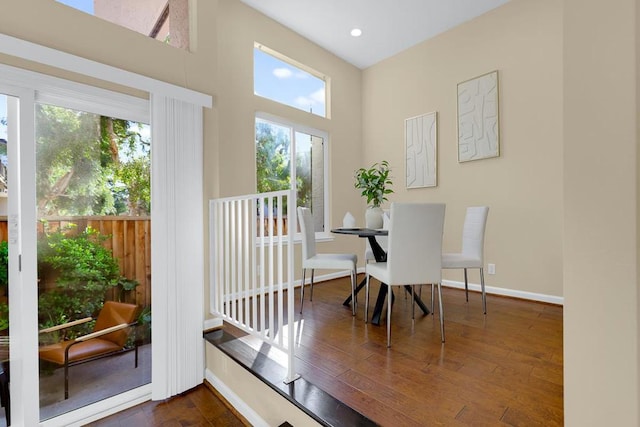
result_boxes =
[89,275,563,426]
[83,384,247,426]
[289,275,563,426]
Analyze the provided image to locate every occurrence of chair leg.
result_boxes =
[387,284,393,348]
[437,282,445,343]
[300,268,306,314]
[64,363,69,400]
[431,283,435,315]
[464,268,469,302]
[310,269,315,301]
[411,285,416,320]
[351,269,357,316]
[480,267,487,314]
[365,274,370,323]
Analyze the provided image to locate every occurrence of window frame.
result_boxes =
[253,43,331,119]
[255,111,331,241]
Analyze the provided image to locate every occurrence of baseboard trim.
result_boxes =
[350,268,563,306]
[205,368,269,427]
[441,279,564,305]
[294,269,563,306]
[203,317,223,331]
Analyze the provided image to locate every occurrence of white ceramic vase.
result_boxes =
[365,206,384,229]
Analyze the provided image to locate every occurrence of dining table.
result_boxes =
[331,227,431,325]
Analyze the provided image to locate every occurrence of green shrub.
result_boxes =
[38,226,121,334]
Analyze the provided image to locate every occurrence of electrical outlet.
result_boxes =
[487,263,496,275]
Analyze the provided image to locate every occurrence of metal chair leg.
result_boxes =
[365,274,370,323]
[351,269,357,316]
[411,285,415,320]
[437,282,445,343]
[64,363,69,400]
[387,284,393,348]
[464,268,469,302]
[431,283,435,315]
[310,269,315,301]
[300,268,306,313]
[480,267,487,314]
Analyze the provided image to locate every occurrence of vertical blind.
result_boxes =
[151,95,205,399]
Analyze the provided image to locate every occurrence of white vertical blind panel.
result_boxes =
[151,95,204,399]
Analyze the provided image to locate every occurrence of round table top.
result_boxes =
[330,227,388,237]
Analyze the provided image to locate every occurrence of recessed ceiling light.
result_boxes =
[350,28,362,37]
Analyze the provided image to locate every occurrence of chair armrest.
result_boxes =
[39,317,93,334]
[75,323,132,342]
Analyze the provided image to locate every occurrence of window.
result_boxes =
[56,0,190,50]
[256,113,327,232]
[254,43,329,118]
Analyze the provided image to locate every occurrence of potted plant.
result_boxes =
[354,160,394,228]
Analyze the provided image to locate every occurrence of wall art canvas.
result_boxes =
[405,111,437,189]
[457,70,500,162]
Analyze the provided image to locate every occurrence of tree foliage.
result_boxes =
[35,105,150,217]
[255,121,313,208]
[256,121,291,193]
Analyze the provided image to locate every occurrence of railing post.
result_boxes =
[284,189,300,384]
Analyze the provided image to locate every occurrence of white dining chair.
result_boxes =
[298,207,358,315]
[442,206,489,314]
[365,202,446,347]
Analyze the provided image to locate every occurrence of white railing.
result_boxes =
[209,190,299,383]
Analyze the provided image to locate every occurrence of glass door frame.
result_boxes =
[0,76,153,426]
[2,82,40,427]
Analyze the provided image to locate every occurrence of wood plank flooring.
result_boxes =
[89,275,563,426]
[84,384,247,426]
[290,275,563,426]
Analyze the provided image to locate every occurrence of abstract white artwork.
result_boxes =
[405,111,437,189]
[457,70,500,162]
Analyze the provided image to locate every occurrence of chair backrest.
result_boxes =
[460,206,489,261]
[297,207,316,261]
[386,202,445,284]
[93,301,138,347]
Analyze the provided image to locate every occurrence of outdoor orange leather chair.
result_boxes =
[38,301,139,399]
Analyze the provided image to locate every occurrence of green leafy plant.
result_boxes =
[136,305,152,345]
[354,160,394,207]
[38,225,122,335]
[0,302,8,332]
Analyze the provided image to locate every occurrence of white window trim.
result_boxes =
[0,33,210,108]
[254,42,331,119]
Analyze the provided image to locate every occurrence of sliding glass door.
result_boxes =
[0,78,152,426]
[35,103,152,420]
[0,93,12,427]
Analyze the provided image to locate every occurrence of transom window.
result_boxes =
[56,0,190,50]
[254,43,329,118]
[255,113,327,233]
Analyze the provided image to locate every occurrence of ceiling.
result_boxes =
[240,0,512,69]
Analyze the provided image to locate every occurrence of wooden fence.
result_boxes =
[0,216,151,308]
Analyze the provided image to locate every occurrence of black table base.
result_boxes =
[343,277,430,326]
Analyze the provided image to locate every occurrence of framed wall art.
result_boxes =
[457,70,500,162]
[405,111,437,189]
